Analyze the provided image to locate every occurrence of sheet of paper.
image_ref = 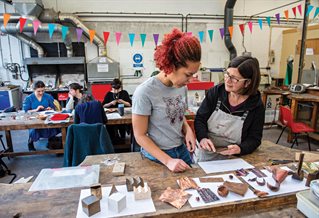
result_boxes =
[76,185,156,218]
[198,158,254,174]
[107,113,122,120]
[52,168,86,177]
[186,174,256,208]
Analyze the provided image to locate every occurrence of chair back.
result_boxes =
[279,106,293,128]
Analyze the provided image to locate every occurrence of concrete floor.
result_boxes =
[0,126,318,183]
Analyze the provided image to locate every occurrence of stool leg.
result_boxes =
[306,133,311,151]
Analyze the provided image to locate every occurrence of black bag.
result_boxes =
[0,157,16,183]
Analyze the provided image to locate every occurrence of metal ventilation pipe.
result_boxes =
[224,0,237,60]
[13,32,44,57]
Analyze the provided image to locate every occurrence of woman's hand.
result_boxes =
[166,158,191,172]
[199,138,216,152]
[46,107,52,110]
[219,144,241,155]
[184,126,196,152]
[111,100,118,105]
[36,105,44,111]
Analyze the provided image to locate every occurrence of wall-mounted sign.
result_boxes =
[133,53,143,68]
[97,64,109,72]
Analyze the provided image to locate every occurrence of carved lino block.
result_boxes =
[108,192,126,213]
[82,195,101,217]
[133,183,152,200]
[90,183,102,199]
[126,177,144,192]
[112,162,126,176]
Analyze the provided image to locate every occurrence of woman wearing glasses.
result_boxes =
[194,56,265,161]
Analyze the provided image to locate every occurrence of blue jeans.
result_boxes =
[141,144,193,166]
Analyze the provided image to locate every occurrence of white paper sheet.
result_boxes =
[76,185,156,218]
[198,158,254,174]
[186,174,256,208]
[106,113,122,120]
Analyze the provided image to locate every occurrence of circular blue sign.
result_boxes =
[133,53,143,63]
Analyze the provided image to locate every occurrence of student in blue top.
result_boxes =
[23,80,61,151]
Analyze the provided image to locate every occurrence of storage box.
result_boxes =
[296,190,319,218]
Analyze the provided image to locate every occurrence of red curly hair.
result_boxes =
[154,28,201,75]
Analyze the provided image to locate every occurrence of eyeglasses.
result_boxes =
[224,71,249,84]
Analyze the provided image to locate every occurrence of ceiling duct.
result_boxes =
[12,0,44,17]
[13,32,44,57]
[224,0,237,60]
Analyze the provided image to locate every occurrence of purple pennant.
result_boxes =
[76,28,83,42]
[153,33,159,47]
[275,13,280,24]
[219,28,224,39]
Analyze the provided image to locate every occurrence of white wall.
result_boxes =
[0,0,312,92]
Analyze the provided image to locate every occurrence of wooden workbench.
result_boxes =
[0,141,306,217]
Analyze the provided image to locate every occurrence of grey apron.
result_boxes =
[194,100,248,162]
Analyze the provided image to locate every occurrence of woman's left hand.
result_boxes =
[219,144,241,155]
[184,126,196,153]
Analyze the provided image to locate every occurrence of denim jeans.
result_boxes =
[141,144,193,166]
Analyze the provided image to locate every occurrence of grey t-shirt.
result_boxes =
[132,76,187,150]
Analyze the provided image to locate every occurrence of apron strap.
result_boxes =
[215,100,222,111]
[241,111,249,121]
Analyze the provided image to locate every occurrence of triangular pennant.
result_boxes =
[258,19,263,30]
[48,23,55,38]
[186,32,192,36]
[207,30,214,42]
[32,20,41,35]
[248,21,253,33]
[297,4,302,16]
[115,32,122,46]
[219,28,224,39]
[284,10,289,21]
[89,29,95,44]
[153,34,159,47]
[103,32,110,46]
[3,13,11,28]
[292,7,297,17]
[228,26,233,38]
[140,33,146,47]
[76,28,83,42]
[275,13,280,24]
[314,7,319,18]
[239,23,245,35]
[198,31,204,43]
[266,16,271,27]
[61,26,68,41]
[306,5,314,16]
[128,33,135,47]
[19,17,27,33]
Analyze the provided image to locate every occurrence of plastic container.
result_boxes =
[296,190,319,218]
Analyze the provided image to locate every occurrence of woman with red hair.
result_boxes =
[132,28,201,172]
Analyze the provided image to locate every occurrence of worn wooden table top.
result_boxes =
[0,141,306,218]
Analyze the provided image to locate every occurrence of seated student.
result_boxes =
[102,78,132,143]
[65,83,83,111]
[194,56,265,161]
[23,80,61,151]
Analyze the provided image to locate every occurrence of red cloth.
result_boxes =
[50,114,69,121]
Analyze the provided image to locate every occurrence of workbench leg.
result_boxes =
[61,127,66,151]
[311,103,318,131]
[5,130,13,152]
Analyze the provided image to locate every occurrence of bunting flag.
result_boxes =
[314,7,319,18]
[3,13,10,28]
[48,23,55,38]
[306,5,314,16]
[76,28,83,42]
[140,33,146,47]
[207,30,214,42]
[266,16,271,27]
[89,29,95,44]
[103,32,110,46]
[275,13,280,24]
[258,19,263,30]
[61,26,68,41]
[19,17,27,33]
[186,32,192,36]
[239,23,245,35]
[32,20,41,35]
[153,33,159,47]
[247,21,253,33]
[292,7,297,17]
[284,10,289,21]
[297,4,302,16]
[228,26,233,38]
[219,28,224,39]
[128,33,135,47]
[115,32,122,46]
[198,31,204,43]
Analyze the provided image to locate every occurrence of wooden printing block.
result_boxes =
[199,177,224,183]
[133,183,152,200]
[108,192,126,213]
[112,162,126,176]
[90,183,102,200]
[109,184,119,196]
[82,195,101,217]
[223,181,248,196]
[126,177,144,192]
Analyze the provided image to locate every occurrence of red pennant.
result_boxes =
[248,21,253,34]
[103,32,110,46]
[239,23,245,35]
[292,7,297,17]
[19,17,27,33]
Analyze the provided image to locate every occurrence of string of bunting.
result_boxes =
[1,3,318,47]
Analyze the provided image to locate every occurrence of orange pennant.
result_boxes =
[89,29,95,44]
[3,13,11,28]
[284,10,289,21]
[228,26,233,38]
